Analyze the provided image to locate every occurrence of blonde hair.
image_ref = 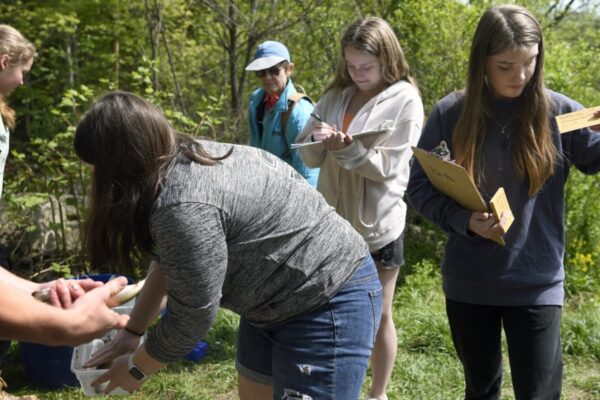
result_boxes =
[325,17,417,93]
[0,24,35,128]
[453,5,557,196]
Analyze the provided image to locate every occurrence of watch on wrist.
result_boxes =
[127,355,149,381]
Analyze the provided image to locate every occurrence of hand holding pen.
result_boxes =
[310,113,352,147]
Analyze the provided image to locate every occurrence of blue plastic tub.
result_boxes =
[160,309,209,363]
[19,274,134,388]
[184,340,208,363]
[19,342,79,388]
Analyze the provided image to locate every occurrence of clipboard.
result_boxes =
[291,129,387,149]
[412,146,514,245]
[555,105,600,134]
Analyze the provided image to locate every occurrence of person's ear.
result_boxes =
[0,54,9,71]
[286,63,295,76]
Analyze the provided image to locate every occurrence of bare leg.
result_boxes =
[368,264,399,400]
[238,373,273,400]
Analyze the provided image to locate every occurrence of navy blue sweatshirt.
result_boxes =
[407,90,600,306]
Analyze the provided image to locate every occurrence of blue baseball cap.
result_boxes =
[245,40,291,71]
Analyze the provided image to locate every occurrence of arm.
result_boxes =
[93,203,227,393]
[296,98,332,168]
[1,266,102,308]
[406,104,474,236]
[0,266,38,292]
[591,110,600,131]
[563,107,600,174]
[331,95,424,182]
[84,261,166,368]
[0,277,129,346]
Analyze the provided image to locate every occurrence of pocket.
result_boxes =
[368,286,383,345]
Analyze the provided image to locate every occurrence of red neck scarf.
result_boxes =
[263,93,280,110]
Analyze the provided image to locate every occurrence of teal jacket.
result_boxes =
[248,79,319,187]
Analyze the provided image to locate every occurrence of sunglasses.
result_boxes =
[256,65,283,78]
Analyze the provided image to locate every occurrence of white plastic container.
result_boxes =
[70,301,139,396]
[70,338,128,396]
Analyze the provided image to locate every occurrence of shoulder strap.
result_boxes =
[280,93,313,161]
[281,93,312,139]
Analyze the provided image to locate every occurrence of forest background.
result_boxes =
[0,0,599,399]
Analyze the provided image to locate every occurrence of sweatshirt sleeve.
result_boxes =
[331,96,423,182]
[288,99,320,187]
[406,103,472,236]
[560,101,600,174]
[145,203,227,363]
[296,99,328,168]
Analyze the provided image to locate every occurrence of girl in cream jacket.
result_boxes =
[296,17,423,400]
[297,80,422,250]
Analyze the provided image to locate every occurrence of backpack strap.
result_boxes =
[280,93,313,159]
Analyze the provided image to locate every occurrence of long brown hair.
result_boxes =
[74,91,231,272]
[453,5,557,196]
[0,24,35,128]
[325,16,417,93]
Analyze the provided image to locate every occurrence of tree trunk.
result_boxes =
[144,0,161,91]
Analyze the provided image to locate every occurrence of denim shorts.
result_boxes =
[235,256,383,400]
[370,233,404,269]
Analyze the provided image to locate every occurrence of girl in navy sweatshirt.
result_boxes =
[407,5,600,399]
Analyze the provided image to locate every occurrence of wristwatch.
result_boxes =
[127,355,149,381]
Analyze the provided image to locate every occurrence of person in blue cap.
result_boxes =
[245,40,319,187]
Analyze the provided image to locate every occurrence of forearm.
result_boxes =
[0,266,39,293]
[333,119,421,181]
[126,261,166,334]
[0,281,75,345]
[133,343,168,376]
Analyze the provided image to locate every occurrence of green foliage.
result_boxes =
[564,171,600,296]
[562,298,600,361]
[392,0,480,112]
[397,260,455,356]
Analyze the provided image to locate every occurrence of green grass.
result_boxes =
[3,260,600,399]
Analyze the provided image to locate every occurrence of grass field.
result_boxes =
[2,259,600,399]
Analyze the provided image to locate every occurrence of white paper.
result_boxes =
[291,129,387,149]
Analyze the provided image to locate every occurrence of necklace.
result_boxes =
[490,118,515,136]
[489,116,516,135]
[488,116,516,150]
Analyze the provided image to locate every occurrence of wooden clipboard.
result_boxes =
[412,147,514,245]
[555,106,600,134]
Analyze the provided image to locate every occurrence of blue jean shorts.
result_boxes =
[370,233,404,269]
[235,256,383,400]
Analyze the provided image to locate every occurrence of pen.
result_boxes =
[310,112,351,145]
[310,112,324,122]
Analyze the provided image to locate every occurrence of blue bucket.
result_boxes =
[160,309,208,363]
[19,274,134,388]
[184,340,208,363]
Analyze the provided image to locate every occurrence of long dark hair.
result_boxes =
[74,91,230,272]
[453,5,556,196]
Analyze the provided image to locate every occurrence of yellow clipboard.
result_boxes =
[412,146,513,245]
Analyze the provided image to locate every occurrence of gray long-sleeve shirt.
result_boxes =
[407,90,600,307]
[146,140,368,363]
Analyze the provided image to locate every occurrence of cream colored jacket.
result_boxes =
[297,80,423,251]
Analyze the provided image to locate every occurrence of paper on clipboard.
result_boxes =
[291,129,387,149]
[555,105,600,134]
[412,146,511,246]
[489,187,514,234]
